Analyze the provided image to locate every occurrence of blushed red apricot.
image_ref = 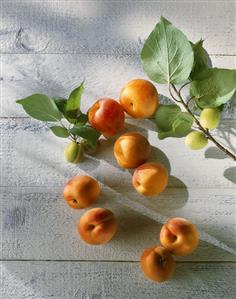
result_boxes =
[88,98,125,137]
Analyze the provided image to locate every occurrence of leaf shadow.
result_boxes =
[223,167,236,185]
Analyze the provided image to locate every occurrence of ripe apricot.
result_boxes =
[78,208,117,245]
[63,175,100,209]
[120,79,159,118]
[114,132,151,169]
[132,162,168,196]
[160,218,199,256]
[88,98,125,137]
[140,246,176,282]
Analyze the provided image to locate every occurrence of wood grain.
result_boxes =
[1,185,235,261]
[1,261,236,299]
[1,54,235,118]
[1,1,235,55]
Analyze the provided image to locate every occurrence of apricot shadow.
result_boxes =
[113,208,162,246]
[144,177,189,213]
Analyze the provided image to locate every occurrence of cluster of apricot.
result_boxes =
[89,79,168,196]
[63,175,199,283]
[63,79,200,283]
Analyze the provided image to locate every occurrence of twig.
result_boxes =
[170,84,236,161]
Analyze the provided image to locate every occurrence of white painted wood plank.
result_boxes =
[1,186,235,261]
[1,54,235,118]
[1,1,235,55]
[1,118,235,189]
[1,261,236,299]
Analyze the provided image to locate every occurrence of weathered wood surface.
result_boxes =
[1,186,236,261]
[1,54,235,118]
[1,118,236,261]
[1,261,236,299]
[1,1,236,297]
[1,1,235,55]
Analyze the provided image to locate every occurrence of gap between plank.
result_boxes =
[1,259,236,264]
[0,52,236,56]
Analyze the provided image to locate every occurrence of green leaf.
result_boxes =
[70,125,101,145]
[65,81,85,118]
[50,126,70,138]
[16,94,62,121]
[190,39,212,80]
[155,104,193,139]
[75,113,88,126]
[172,112,194,136]
[190,68,236,108]
[52,96,88,125]
[141,16,194,84]
[52,97,67,113]
[155,104,181,132]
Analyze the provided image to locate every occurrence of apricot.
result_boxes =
[140,246,176,282]
[78,208,117,245]
[160,218,199,256]
[132,162,168,196]
[88,98,125,137]
[63,175,100,209]
[64,141,84,163]
[114,132,151,169]
[120,79,159,118]
[185,131,208,150]
[200,108,220,130]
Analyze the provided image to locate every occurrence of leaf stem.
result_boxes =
[171,84,236,161]
[179,81,191,95]
[168,84,181,103]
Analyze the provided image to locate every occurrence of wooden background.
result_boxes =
[1,1,236,298]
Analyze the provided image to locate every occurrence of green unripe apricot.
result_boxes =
[64,141,84,163]
[185,131,208,150]
[200,108,220,130]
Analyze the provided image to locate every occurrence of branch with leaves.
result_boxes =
[141,17,236,161]
[17,82,101,163]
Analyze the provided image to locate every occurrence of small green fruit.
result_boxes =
[64,141,84,163]
[185,131,208,150]
[200,108,220,130]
